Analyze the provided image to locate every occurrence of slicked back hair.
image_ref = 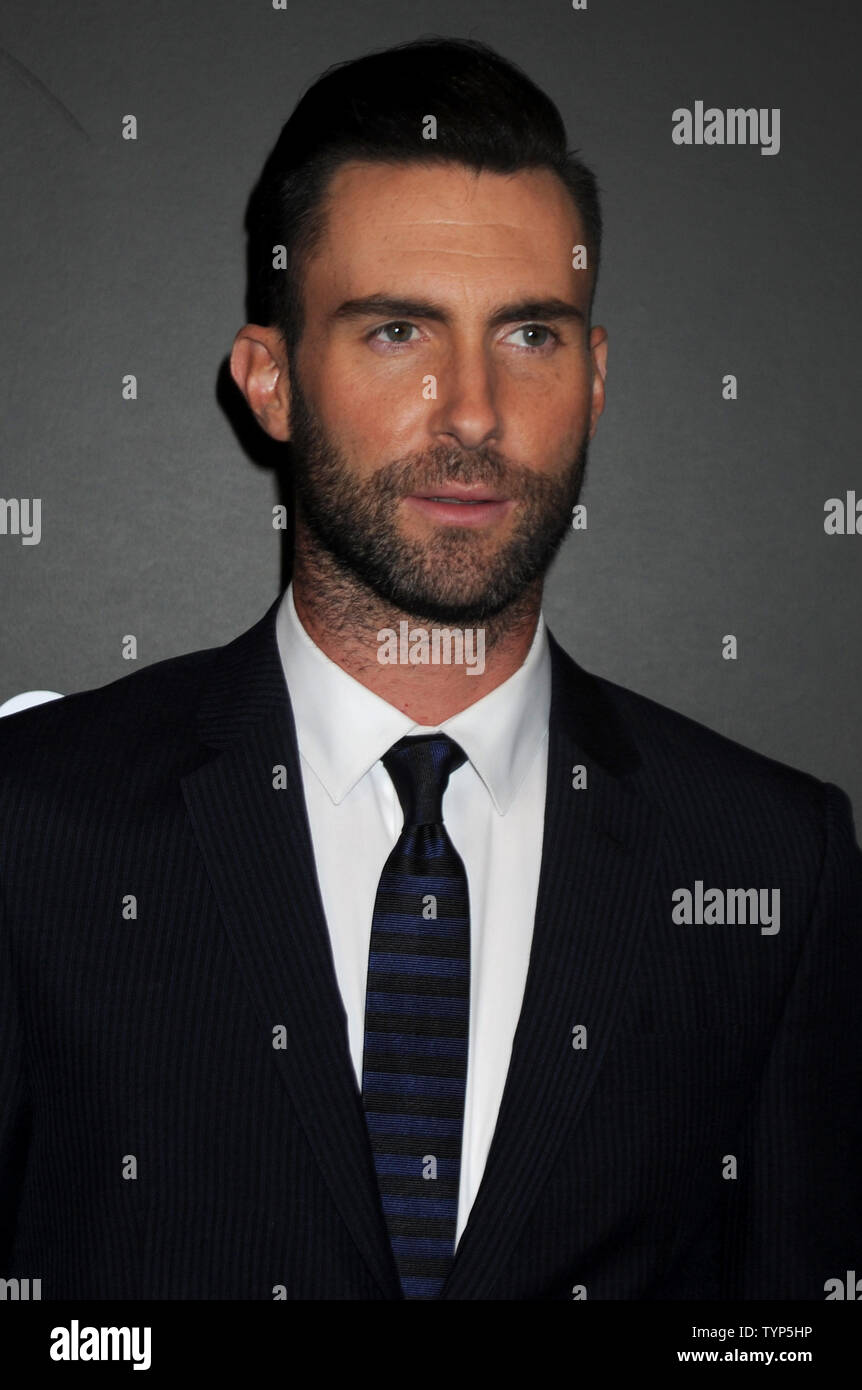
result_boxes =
[244,36,603,358]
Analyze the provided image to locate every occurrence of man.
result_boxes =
[1,37,860,1302]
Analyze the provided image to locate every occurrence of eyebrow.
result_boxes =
[329,294,585,329]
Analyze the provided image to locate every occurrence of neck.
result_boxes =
[290,530,542,725]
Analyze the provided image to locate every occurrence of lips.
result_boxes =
[412,483,507,502]
[404,492,513,527]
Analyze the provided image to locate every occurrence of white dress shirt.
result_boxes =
[275,581,551,1245]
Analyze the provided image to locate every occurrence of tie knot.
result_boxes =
[382,733,467,827]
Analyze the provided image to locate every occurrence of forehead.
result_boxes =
[302,160,586,310]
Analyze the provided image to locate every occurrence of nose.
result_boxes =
[430,342,501,451]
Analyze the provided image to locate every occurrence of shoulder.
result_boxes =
[589,664,862,920]
[554,637,857,860]
[0,639,221,788]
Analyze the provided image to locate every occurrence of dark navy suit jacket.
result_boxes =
[1,595,860,1299]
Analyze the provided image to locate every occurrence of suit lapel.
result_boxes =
[180,597,400,1299]
[441,632,666,1299]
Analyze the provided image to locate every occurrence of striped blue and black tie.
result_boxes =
[361,733,471,1300]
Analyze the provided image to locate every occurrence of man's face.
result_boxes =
[286,160,607,622]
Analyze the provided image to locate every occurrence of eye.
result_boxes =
[369,321,421,345]
[504,323,560,351]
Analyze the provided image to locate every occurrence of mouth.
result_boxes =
[414,483,505,501]
[404,486,513,527]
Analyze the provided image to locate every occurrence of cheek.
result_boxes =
[497,366,590,461]
[316,355,441,454]
[310,375,429,472]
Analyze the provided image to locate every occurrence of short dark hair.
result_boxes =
[244,36,603,359]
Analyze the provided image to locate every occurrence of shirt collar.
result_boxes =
[276,580,550,815]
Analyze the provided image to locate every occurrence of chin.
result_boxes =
[389,585,516,625]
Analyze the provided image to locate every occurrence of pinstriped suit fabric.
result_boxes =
[0,597,860,1299]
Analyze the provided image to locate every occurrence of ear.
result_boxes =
[229,324,292,441]
[587,325,608,440]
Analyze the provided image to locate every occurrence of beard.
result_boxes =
[287,370,590,625]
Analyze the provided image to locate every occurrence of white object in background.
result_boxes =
[0,690,64,718]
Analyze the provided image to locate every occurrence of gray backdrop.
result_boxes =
[1,0,860,812]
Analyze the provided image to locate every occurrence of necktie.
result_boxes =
[361,733,471,1299]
